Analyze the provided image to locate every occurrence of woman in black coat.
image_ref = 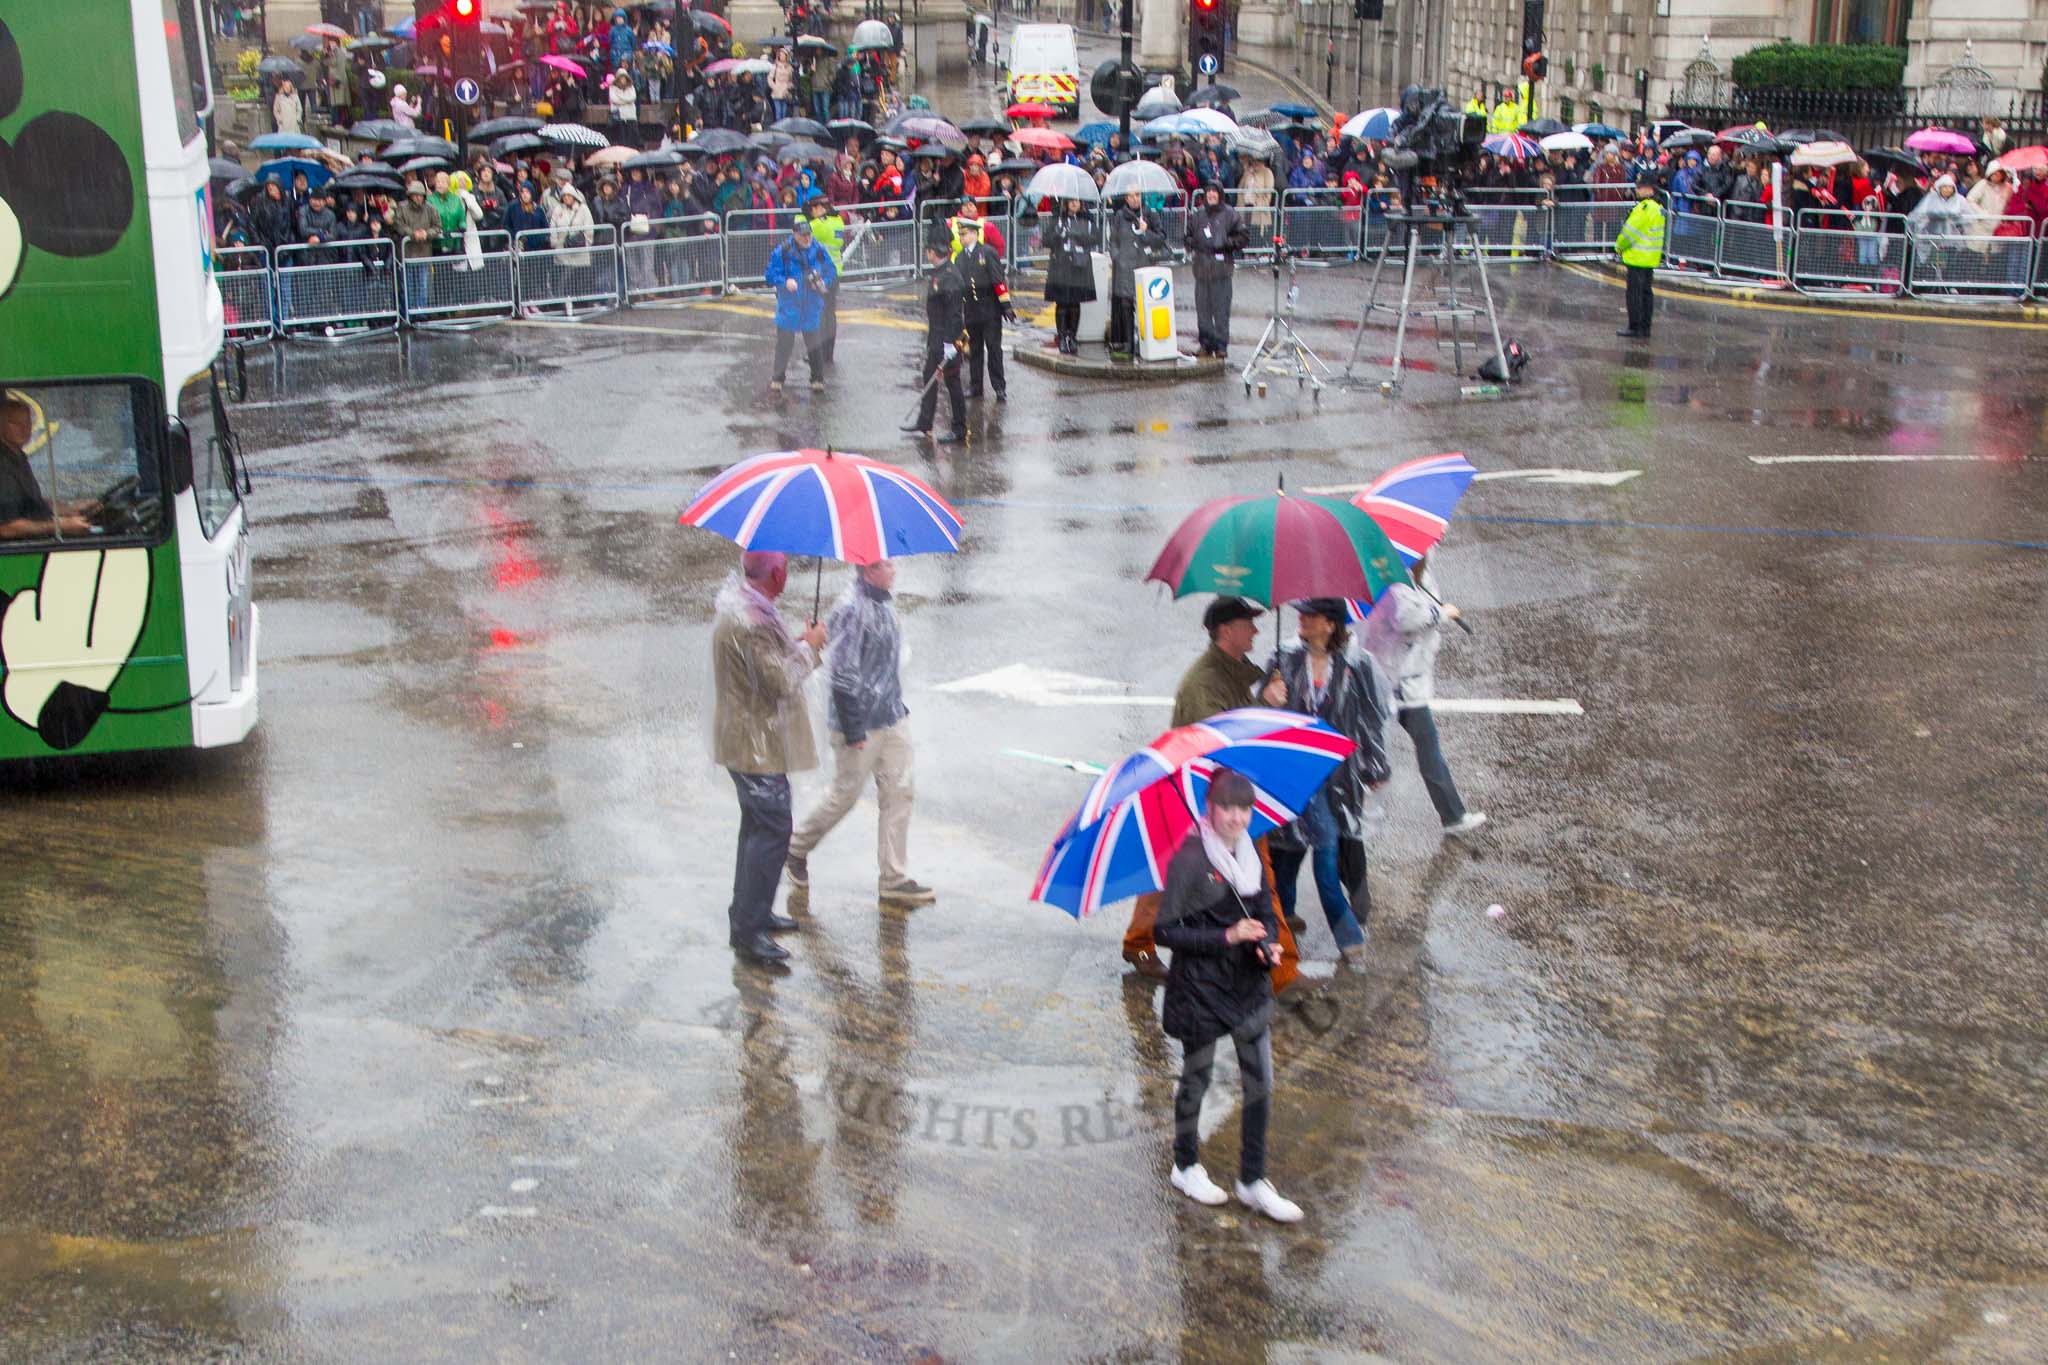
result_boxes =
[1154,768,1304,1223]
[1042,197,1097,354]
[1105,191,1166,357]
[1262,598,1392,962]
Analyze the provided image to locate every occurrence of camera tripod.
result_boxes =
[1344,208,1509,395]
[1239,238,1328,401]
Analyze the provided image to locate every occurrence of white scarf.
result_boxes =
[1199,817,1263,898]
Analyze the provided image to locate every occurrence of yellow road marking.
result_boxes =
[1555,260,2048,331]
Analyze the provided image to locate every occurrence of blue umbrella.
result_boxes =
[1267,102,1320,120]
[389,15,416,37]
[255,156,334,190]
[249,131,322,152]
[1574,122,1628,140]
[1073,122,1117,148]
[1342,108,1397,140]
[1031,709,1354,918]
[1139,113,1202,140]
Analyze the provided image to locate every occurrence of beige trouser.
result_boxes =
[788,720,914,889]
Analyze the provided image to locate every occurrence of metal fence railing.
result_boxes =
[403,230,517,329]
[621,216,724,305]
[215,245,275,342]
[515,225,620,317]
[214,194,2048,346]
[275,238,401,340]
[1791,209,1908,296]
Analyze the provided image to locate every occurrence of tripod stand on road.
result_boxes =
[1239,237,1329,403]
[1344,208,1509,395]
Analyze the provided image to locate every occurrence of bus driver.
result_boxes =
[0,394,95,540]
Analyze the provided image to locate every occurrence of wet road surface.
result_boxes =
[3,236,2046,1360]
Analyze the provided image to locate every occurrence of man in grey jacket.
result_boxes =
[784,559,935,907]
[1360,556,1487,836]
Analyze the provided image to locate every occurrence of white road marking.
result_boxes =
[508,1155,582,1168]
[945,664,1583,717]
[1305,467,1642,494]
[1746,453,2003,465]
[467,1094,532,1108]
[509,1177,540,1193]
[476,1205,538,1219]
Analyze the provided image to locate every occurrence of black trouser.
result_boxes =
[772,327,823,382]
[1109,297,1135,352]
[817,283,839,362]
[1194,273,1233,353]
[1625,264,1655,335]
[1173,1027,1272,1184]
[963,315,1004,395]
[1052,301,1080,343]
[914,340,965,434]
[728,770,792,943]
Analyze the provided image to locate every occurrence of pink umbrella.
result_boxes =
[539,54,585,76]
[1904,127,1976,155]
[703,57,743,76]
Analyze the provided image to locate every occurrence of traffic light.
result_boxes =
[1353,0,1384,19]
[1189,0,1225,76]
[446,0,484,81]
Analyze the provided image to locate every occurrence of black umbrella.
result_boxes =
[873,135,908,153]
[492,132,550,156]
[1660,128,1714,150]
[750,130,793,151]
[209,155,244,181]
[224,176,259,201]
[383,135,460,161]
[1270,122,1320,141]
[351,34,396,51]
[770,116,831,140]
[625,148,685,170]
[990,157,1038,175]
[1519,117,1568,137]
[345,117,410,142]
[1777,128,1849,146]
[1722,127,1785,154]
[287,34,322,53]
[756,34,793,48]
[1240,108,1298,130]
[332,169,406,193]
[1186,84,1240,108]
[796,35,836,54]
[694,127,751,155]
[911,145,949,160]
[398,156,455,175]
[470,115,543,141]
[1862,145,1926,177]
[828,117,876,139]
[958,116,1011,135]
[685,11,730,40]
[776,140,839,166]
[257,54,302,77]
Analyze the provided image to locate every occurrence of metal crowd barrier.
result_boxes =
[1791,209,1908,297]
[621,215,724,305]
[721,208,791,292]
[837,208,924,284]
[1224,187,1281,261]
[1280,188,1359,261]
[215,245,275,342]
[1663,195,1721,273]
[2037,221,2048,296]
[1462,190,1549,260]
[1549,189,1635,259]
[1716,202,1789,282]
[404,230,517,330]
[1905,219,2037,300]
[275,237,400,340]
[516,225,620,318]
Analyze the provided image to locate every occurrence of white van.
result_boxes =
[1007,23,1080,117]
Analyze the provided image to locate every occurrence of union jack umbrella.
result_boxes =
[1031,709,1355,919]
[1482,131,1542,160]
[678,448,965,565]
[1345,451,1477,621]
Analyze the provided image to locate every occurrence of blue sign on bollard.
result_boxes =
[454,77,481,106]
[1198,53,1219,75]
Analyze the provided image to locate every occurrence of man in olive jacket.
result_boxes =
[713,551,828,966]
[1123,597,1300,991]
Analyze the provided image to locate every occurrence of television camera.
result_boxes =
[1377,85,1486,213]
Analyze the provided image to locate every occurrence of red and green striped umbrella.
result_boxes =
[1144,490,1409,607]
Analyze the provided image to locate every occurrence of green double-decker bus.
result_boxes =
[0,1,256,759]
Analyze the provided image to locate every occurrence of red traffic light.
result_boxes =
[1194,0,1218,9]
[454,0,477,16]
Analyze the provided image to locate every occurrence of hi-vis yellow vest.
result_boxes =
[1616,198,1666,267]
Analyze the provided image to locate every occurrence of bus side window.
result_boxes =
[0,382,165,548]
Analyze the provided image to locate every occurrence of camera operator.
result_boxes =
[1189,184,1249,360]
[764,216,838,393]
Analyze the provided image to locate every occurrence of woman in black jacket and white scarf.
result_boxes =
[1155,768,1305,1223]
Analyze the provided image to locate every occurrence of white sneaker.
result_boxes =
[1443,811,1488,838]
[1235,1178,1304,1223]
[1170,1163,1228,1206]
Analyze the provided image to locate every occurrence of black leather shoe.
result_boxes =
[1616,329,1641,337]
[935,430,964,445]
[765,914,801,933]
[732,933,791,964]
[965,387,984,400]
[900,421,930,433]
[993,390,1007,403]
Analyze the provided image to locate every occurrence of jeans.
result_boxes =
[1269,791,1365,949]
[1398,705,1467,826]
[728,771,793,942]
[1174,1028,1272,1183]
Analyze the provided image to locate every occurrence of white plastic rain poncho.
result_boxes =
[1906,176,1978,238]
[821,575,908,744]
[710,571,820,774]
[1361,563,1447,710]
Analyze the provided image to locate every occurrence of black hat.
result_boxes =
[1294,597,1348,622]
[1634,172,1659,190]
[1202,596,1264,632]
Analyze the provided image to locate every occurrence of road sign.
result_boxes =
[453,77,481,107]
[1198,53,1219,75]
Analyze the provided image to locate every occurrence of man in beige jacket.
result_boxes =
[713,551,827,966]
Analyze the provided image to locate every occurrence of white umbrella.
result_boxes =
[1340,106,1400,140]
[1179,107,1238,135]
[1101,159,1179,198]
[1132,87,1181,120]
[850,19,894,50]
[1790,140,1858,167]
[1230,126,1281,160]
[586,145,636,168]
[1024,162,1100,203]
[541,123,610,150]
[1539,130,1592,153]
